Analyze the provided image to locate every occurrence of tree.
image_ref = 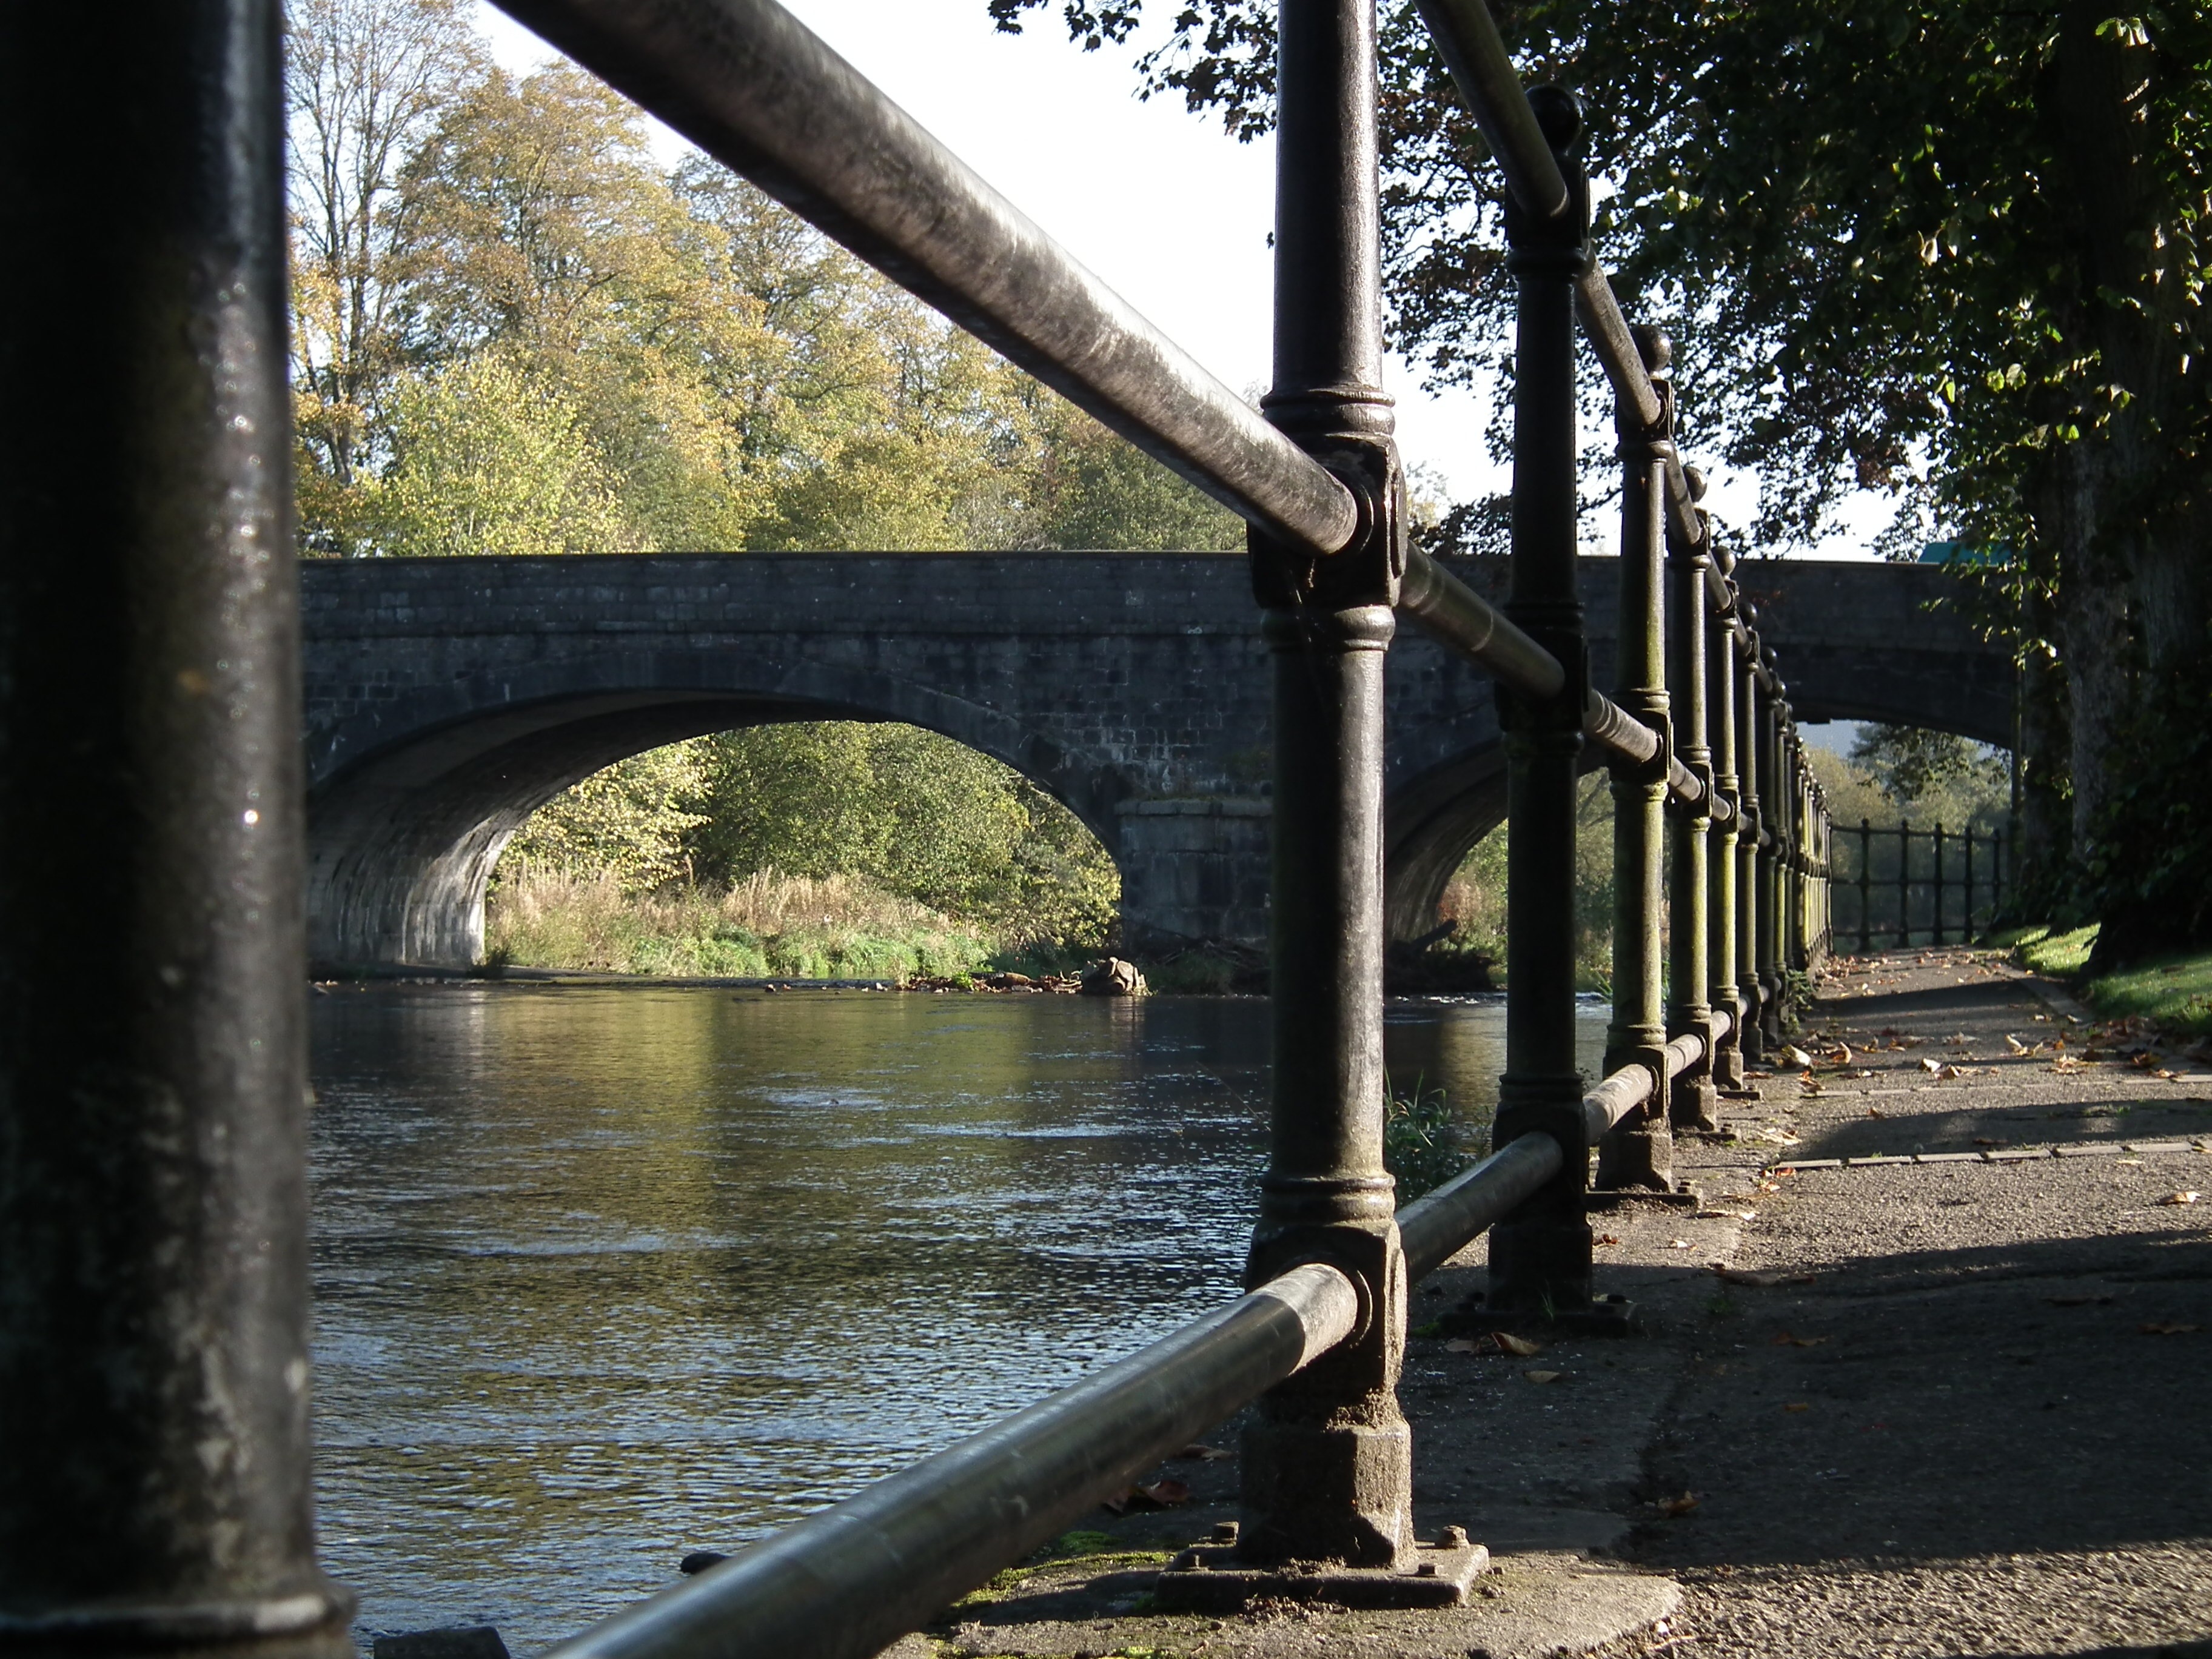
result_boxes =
[286,0,484,551]
[500,743,709,891]
[367,353,638,556]
[1016,395,1244,550]
[1847,726,2010,811]
[992,0,2212,957]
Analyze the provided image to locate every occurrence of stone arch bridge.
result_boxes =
[303,553,2008,969]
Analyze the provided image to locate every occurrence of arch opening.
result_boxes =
[483,720,1120,979]
[307,678,1126,971]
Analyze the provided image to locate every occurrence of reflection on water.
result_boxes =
[309,987,1606,1651]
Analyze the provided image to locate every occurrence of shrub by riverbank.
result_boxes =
[486,870,1000,980]
[2002,923,2212,1039]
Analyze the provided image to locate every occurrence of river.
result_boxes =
[308,984,1608,1651]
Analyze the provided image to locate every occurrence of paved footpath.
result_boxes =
[904,951,2212,1659]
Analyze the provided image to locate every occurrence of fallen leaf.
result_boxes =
[1493,1331,1545,1357]
[1771,1332,1829,1348]
[2157,1191,2202,1206]
[1175,1443,1232,1461]
[1594,1233,1622,1246]
[1922,1057,1945,1074]
[1138,1479,1190,1507]
[2005,1034,2028,1054]
[1695,1208,1757,1221]
[2141,1322,2202,1336]
[1867,1104,1887,1118]
[1444,1338,1482,1353]
[1523,1369,1564,1384]
[1668,1238,1692,1249]
[1974,1137,2008,1147]
[1783,1045,1816,1068]
[1783,1402,1812,1413]
[1800,1076,1826,1096]
[1655,1492,1700,1517]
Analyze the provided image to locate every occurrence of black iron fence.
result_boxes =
[1836,820,2007,951]
[0,1,1838,1655]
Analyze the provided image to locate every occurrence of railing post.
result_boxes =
[1487,86,1595,1318]
[1859,819,1874,953]
[1707,605,1744,1091]
[1932,821,1948,946]
[1240,0,1412,1569]
[1735,612,1766,1063]
[1665,487,1716,1132]
[1964,820,1977,937]
[1755,663,1785,1046]
[1597,328,1674,1190]
[0,2,354,1652]
[1897,820,1914,948]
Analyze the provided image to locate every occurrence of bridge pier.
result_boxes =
[1115,797,1273,950]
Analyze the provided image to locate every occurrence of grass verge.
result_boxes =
[2001,922,2212,1039]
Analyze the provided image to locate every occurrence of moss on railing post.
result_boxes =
[1597,326,1675,1190]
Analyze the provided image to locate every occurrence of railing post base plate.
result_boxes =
[1443,1290,1641,1340]
[1238,1219,1412,1570]
[1153,1537,1490,1612]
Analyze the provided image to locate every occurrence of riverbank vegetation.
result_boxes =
[487,722,1117,976]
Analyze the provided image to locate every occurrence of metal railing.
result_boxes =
[1841,820,2008,951]
[0,0,1837,1654]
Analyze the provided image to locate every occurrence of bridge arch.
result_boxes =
[307,648,1128,970]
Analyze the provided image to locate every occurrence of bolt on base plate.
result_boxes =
[1149,1527,1490,1613]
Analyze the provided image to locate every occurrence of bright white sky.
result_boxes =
[473,0,1885,555]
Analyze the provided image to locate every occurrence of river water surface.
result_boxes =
[309,985,1606,1651]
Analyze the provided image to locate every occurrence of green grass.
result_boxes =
[2006,922,2212,1038]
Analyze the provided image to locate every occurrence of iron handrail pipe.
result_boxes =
[1661,1030,1708,1083]
[544,1262,1360,1659]
[491,0,1361,558]
[1407,0,1569,221]
[1412,0,1711,554]
[1580,1067,1656,1141]
[1396,547,1568,700]
[1399,1132,1567,1281]
[1581,694,1733,824]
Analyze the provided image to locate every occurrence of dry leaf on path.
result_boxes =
[1668,1238,1692,1249]
[1493,1331,1544,1357]
[1102,1479,1191,1513]
[1922,1057,1945,1074]
[2141,1322,2202,1336]
[1783,1402,1812,1413]
[1595,1233,1622,1246]
[2157,1191,2202,1206]
[1522,1369,1564,1384]
[1444,1338,1482,1353]
[1656,1492,1700,1516]
[1783,1045,1816,1068]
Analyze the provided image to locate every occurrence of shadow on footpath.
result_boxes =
[1621,1223,2212,1569]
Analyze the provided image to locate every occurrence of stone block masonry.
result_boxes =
[299,553,2004,969]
